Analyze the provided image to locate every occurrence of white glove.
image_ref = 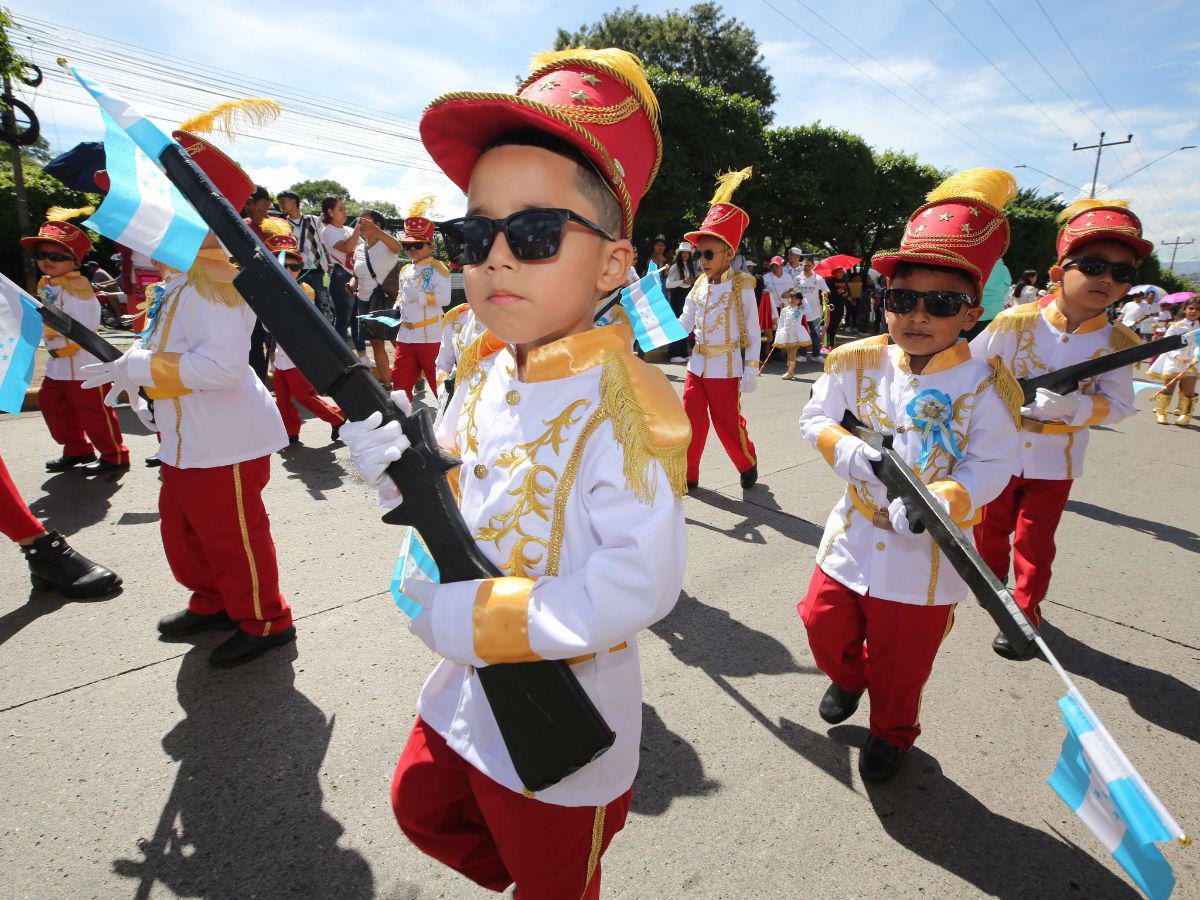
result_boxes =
[887,494,950,534]
[833,434,883,484]
[1021,387,1080,422]
[80,356,157,431]
[403,580,438,652]
[740,367,758,394]
[340,390,412,508]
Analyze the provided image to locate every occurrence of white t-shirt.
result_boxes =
[792,272,828,322]
[320,223,354,273]
[352,241,399,301]
[1004,284,1037,310]
[762,271,795,313]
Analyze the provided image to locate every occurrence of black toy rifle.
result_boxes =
[155,142,613,792]
[32,293,122,363]
[1018,333,1183,405]
[840,411,1039,659]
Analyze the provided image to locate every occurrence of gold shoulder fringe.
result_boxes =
[456,329,503,385]
[443,303,470,324]
[186,264,243,307]
[58,273,95,301]
[300,283,316,303]
[986,355,1025,429]
[732,269,756,294]
[423,258,450,276]
[986,300,1041,334]
[600,350,689,502]
[1109,323,1142,352]
[824,334,889,375]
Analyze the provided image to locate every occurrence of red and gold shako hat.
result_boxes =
[401,195,436,244]
[872,168,1018,297]
[21,207,96,263]
[420,48,662,238]
[685,167,753,250]
[1055,199,1152,263]
[170,98,280,214]
[263,232,301,261]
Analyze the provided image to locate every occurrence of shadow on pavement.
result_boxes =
[278,439,350,500]
[1040,621,1199,745]
[686,486,824,547]
[632,703,720,816]
[828,724,1138,899]
[1066,499,1200,555]
[112,644,374,899]
[29,470,123,536]
[0,584,123,650]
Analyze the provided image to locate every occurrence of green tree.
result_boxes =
[634,68,769,248]
[1003,188,1066,282]
[555,3,777,108]
[345,198,403,219]
[1137,253,1198,295]
[854,150,943,262]
[0,160,101,284]
[286,178,352,213]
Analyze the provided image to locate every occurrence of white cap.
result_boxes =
[788,246,802,256]
[676,241,693,254]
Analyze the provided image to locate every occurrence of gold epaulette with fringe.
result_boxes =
[600,351,689,501]
[299,283,316,303]
[824,333,889,375]
[456,329,502,386]
[986,355,1024,428]
[424,258,450,276]
[39,273,95,301]
[186,263,243,307]
[1109,323,1142,352]
[443,302,470,325]
[986,299,1041,334]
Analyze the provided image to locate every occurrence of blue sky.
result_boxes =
[8,0,1199,266]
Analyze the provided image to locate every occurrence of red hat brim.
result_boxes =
[20,235,84,262]
[1059,231,1154,264]
[871,248,988,298]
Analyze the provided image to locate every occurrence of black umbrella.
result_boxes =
[43,141,106,193]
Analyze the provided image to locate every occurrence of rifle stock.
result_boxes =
[1018,333,1183,404]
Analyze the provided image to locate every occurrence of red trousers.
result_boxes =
[974,474,1073,627]
[682,372,756,481]
[391,342,439,401]
[159,457,292,636]
[392,717,632,899]
[273,367,345,438]
[799,566,956,750]
[0,454,45,543]
[38,377,129,465]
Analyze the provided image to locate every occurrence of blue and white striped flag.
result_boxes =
[63,64,206,272]
[390,527,440,619]
[0,273,45,414]
[619,269,687,352]
[1049,692,1183,899]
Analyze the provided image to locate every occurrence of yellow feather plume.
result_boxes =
[258,217,293,237]
[408,195,436,218]
[925,168,1017,211]
[178,98,281,140]
[45,205,95,222]
[529,47,659,121]
[709,167,752,206]
[1057,197,1129,224]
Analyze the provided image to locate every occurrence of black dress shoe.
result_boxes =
[859,734,905,782]
[209,626,297,668]
[22,530,122,598]
[157,608,235,637]
[45,453,96,473]
[81,459,130,477]
[145,456,162,468]
[288,435,301,444]
[740,464,758,489]
[331,423,342,442]
[992,630,1040,661]
[819,681,864,724]
[686,480,699,492]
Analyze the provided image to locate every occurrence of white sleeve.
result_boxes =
[1066,365,1136,429]
[742,284,761,363]
[678,284,698,334]
[435,322,457,375]
[799,369,864,482]
[127,294,253,392]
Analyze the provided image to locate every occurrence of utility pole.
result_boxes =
[1162,237,1195,272]
[1072,131,1133,198]
[1,72,34,289]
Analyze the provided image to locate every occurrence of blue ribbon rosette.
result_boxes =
[906,388,961,471]
[139,282,168,339]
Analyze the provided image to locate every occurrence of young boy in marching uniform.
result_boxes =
[340,47,687,899]
[265,233,346,443]
[679,168,761,490]
[772,289,811,381]
[1146,297,1200,425]
[82,101,295,668]
[971,199,1148,658]
[798,169,1022,782]
[22,210,130,475]
[391,198,451,401]
[433,301,485,394]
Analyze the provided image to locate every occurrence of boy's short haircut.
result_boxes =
[892,261,979,301]
[276,190,300,204]
[481,129,623,238]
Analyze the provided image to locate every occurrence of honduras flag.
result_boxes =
[1049,692,1184,898]
[390,527,440,619]
[618,269,687,352]
[62,63,206,272]
[0,274,45,414]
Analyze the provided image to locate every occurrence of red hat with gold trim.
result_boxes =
[420,48,662,238]
[264,233,301,261]
[1055,198,1152,263]
[169,98,280,214]
[21,206,96,263]
[871,168,1017,297]
[685,167,752,250]
[401,195,436,244]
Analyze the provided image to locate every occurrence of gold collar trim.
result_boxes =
[895,339,973,375]
[1043,298,1107,334]
[520,323,635,383]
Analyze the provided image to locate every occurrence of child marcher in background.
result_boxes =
[772,290,811,380]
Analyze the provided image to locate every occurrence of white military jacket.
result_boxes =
[123,253,287,468]
[38,274,102,381]
[970,298,1138,481]
[678,268,761,379]
[417,322,688,806]
[801,335,1020,606]
[394,258,451,345]
[434,302,484,382]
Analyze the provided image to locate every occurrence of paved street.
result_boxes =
[1,354,1196,899]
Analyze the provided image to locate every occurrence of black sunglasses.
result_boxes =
[699,248,730,261]
[884,288,976,318]
[1063,255,1137,284]
[402,242,427,251]
[283,262,301,272]
[32,250,75,263]
[438,208,614,265]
